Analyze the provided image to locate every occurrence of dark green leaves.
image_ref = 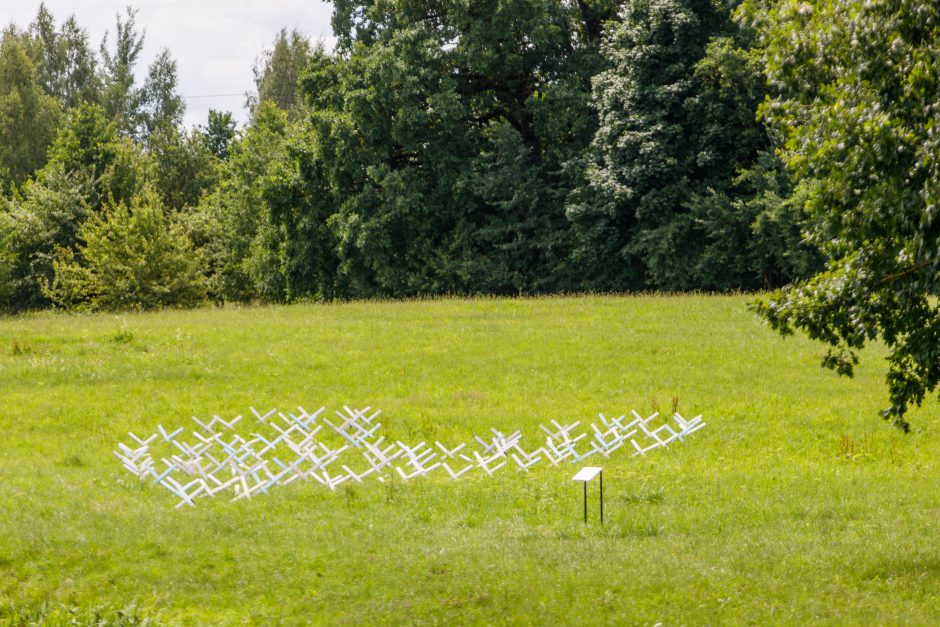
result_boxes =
[749,0,940,428]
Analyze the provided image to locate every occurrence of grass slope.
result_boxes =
[1,295,938,625]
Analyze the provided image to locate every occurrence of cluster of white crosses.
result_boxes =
[114,406,706,508]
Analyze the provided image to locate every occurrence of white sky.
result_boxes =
[0,0,335,130]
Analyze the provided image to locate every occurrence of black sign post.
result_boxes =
[573,466,603,524]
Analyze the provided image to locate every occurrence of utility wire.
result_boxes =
[182,93,245,99]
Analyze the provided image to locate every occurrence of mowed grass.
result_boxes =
[1,294,939,625]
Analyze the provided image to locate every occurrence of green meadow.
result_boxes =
[1,295,938,625]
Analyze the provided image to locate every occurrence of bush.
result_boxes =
[0,164,92,311]
[43,191,206,311]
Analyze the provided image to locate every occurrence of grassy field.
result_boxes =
[1,294,939,625]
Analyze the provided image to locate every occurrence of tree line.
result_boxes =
[3,1,937,426]
[0,0,820,312]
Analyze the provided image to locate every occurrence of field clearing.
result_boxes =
[1,294,939,624]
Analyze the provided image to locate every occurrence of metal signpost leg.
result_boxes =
[583,481,588,522]
[573,466,603,524]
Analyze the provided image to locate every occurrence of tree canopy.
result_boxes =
[0,32,61,190]
[6,0,937,428]
[747,0,940,430]
[0,1,818,312]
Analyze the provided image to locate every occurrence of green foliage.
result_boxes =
[248,28,317,117]
[99,136,153,207]
[47,102,117,179]
[573,0,806,290]
[574,0,722,288]
[99,7,145,137]
[0,601,163,626]
[187,101,291,303]
[303,27,462,297]
[270,0,618,298]
[0,164,92,311]
[44,102,149,207]
[466,120,551,293]
[683,151,820,290]
[26,4,101,108]
[148,127,217,212]
[202,109,237,159]
[749,0,940,429]
[139,48,184,141]
[43,191,206,311]
[0,216,13,306]
[211,0,816,300]
[0,31,61,191]
[0,101,157,312]
[0,1,828,311]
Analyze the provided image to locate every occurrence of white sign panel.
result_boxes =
[572,466,602,482]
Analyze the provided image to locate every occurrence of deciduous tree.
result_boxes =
[99,7,144,137]
[28,4,101,108]
[202,109,237,159]
[572,0,795,290]
[140,48,184,140]
[748,0,940,429]
[0,32,61,190]
[247,28,317,117]
[0,165,92,310]
[44,191,205,311]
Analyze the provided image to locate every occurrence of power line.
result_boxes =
[182,93,245,100]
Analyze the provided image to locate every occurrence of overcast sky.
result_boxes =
[0,0,334,130]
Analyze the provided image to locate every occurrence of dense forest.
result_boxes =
[0,1,821,312]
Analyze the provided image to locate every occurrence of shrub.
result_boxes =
[43,191,206,311]
[0,164,92,311]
